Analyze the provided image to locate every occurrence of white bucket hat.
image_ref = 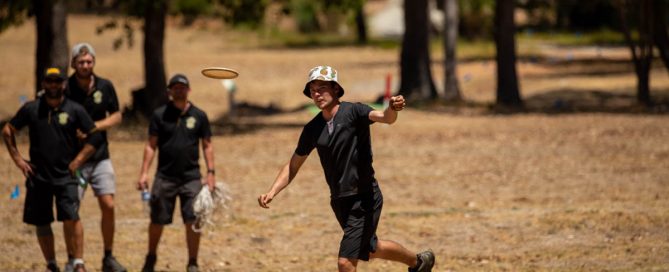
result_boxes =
[302,65,345,98]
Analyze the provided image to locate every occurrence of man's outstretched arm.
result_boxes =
[258,153,308,209]
[369,95,406,124]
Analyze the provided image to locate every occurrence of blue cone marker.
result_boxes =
[10,185,19,199]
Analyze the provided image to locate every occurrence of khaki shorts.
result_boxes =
[78,159,116,199]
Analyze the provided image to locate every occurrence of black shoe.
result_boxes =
[46,263,61,272]
[141,254,157,272]
[102,255,127,272]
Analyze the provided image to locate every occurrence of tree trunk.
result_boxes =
[443,0,461,101]
[636,65,651,104]
[141,0,168,118]
[355,6,367,44]
[33,0,68,96]
[618,0,654,105]
[494,0,522,106]
[399,0,438,101]
[653,0,669,73]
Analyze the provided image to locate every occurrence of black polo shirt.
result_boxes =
[67,74,120,162]
[149,102,212,181]
[9,97,102,184]
[295,102,377,199]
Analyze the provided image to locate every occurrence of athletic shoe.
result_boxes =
[409,250,435,272]
[73,263,87,272]
[186,264,199,272]
[63,262,73,272]
[46,263,60,272]
[141,255,157,272]
[102,255,127,272]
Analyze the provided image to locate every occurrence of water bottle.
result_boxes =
[75,170,87,189]
[141,188,151,216]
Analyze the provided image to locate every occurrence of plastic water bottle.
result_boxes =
[141,188,151,216]
[75,170,87,189]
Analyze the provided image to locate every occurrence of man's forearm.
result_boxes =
[2,125,22,163]
[205,147,215,170]
[140,144,156,176]
[94,112,122,131]
[72,144,96,167]
[381,106,399,124]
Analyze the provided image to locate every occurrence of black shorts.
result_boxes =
[330,187,383,261]
[23,177,80,225]
[150,176,202,225]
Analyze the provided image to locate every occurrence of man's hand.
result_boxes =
[390,95,406,111]
[76,129,88,140]
[138,173,149,191]
[204,171,215,191]
[258,192,275,209]
[68,159,83,177]
[15,159,34,178]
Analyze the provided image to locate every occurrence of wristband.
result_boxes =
[207,169,216,175]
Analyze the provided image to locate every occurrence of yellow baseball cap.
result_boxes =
[44,67,66,80]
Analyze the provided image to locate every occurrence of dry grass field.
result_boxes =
[0,16,668,271]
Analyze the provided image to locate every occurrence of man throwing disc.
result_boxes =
[258,66,435,272]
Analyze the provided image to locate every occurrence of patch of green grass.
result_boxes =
[518,29,626,46]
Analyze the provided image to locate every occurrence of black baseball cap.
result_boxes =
[168,74,190,88]
[44,67,67,81]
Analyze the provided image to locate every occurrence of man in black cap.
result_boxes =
[258,66,435,272]
[2,67,103,272]
[67,42,126,272]
[137,74,217,272]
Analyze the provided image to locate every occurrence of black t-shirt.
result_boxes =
[67,74,120,162]
[295,102,377,198]
[149,102,212,181]
[9,98,101,184]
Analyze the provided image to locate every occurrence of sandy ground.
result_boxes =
[0,15,668,271]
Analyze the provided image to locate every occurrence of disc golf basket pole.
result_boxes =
[384,73,392,108]
[222,79,237,119]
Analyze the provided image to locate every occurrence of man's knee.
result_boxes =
[337,258,357,272]
[98,195,115,211]
[36,224,53,237]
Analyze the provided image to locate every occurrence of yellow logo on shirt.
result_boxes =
[93,90,103,104]
[58,112,69,125]
[186,116,196,129]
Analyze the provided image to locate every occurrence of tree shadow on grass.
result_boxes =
[114,101,309,138]
[208,102,307,136]
[521,89,669,114]
[415,89,669,115]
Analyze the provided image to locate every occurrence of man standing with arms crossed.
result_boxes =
[3,67,103,272]
[66,42,126,272]
[258,66,435,272]
[137,74,217,272]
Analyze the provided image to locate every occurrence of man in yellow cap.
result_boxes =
[3,67,103,272]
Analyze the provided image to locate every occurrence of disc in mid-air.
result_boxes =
[201,67,239,79]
